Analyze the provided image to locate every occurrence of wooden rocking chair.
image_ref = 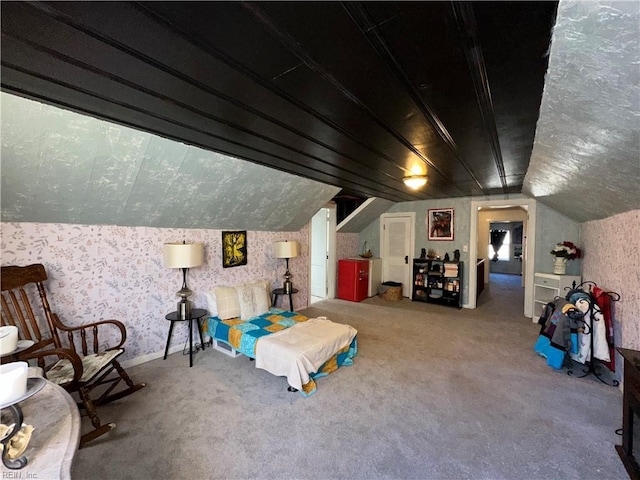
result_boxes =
[0,264,146,447]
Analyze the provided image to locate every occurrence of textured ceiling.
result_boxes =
[1,1,637,229]
[0,93,340,231]
[524,0,640,222]
[0,1,556,204]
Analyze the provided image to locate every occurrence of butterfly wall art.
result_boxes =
[222,231,247,268]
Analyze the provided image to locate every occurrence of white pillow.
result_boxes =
[243,280,272,307]
[235,285,257,320]
[252,285,270,316]
[204,291,218,317]
[214,286,241,320]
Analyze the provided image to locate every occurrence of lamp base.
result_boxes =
[177,298,191,320]
[283,280,293,294]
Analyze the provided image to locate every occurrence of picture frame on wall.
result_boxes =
[428,208,454,241]
[222,230,247,268]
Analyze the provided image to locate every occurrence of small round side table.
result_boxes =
[271,288,298,312]
[163,308,208,367]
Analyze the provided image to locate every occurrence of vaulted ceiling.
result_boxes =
[2,1,638,228]
[524,0,640,222]
[1,1,557,204]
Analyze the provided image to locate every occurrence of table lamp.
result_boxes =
[273,240,300,294]
[163,241,204,319]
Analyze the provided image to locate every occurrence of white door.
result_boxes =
[310,208,329,300]
[380,213,415,297]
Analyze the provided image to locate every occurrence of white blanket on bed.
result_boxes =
[254,316,357,391]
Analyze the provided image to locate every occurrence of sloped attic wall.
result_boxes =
[0,92,340,364]
[0,93,340,230]
[524,0,640,222]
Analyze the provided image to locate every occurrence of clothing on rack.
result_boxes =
[567,290,610,365]
[534,280,619,377]
[534,298,584,369]
[592,285,617,373]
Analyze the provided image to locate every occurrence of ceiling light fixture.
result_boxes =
[403,175,427,189]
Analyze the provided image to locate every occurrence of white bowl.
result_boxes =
[0,362,28,405]
[0,325,18,355]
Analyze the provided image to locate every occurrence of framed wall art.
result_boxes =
[428,208,454,241]
[222,230,247,268]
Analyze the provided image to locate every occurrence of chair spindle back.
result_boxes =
[1,264,62,349]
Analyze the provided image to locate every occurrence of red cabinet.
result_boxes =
[337,259,369,302]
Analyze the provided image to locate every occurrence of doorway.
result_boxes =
[468,199,536,318]
[488,220,524,276]
[309,206,337,304]
[481,272,528,318]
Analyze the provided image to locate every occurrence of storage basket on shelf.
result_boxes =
[378,281,403,301]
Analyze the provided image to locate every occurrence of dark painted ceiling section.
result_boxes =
[0,1,557,203]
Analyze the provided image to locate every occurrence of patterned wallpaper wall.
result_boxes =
[1,222,310,362]
[14,211,636,371]
[581,210,640,361]
[336,233,360,260]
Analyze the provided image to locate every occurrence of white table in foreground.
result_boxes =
[8,379,81,480]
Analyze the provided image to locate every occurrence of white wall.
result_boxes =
[534,203,582,276]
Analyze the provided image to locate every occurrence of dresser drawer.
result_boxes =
[534,275,560,288]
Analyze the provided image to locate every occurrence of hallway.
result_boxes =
[476,272,527,318]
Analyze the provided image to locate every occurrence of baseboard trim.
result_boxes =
[120,345,183,369]
[121,335,213,369]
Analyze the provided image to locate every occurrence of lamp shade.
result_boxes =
[163,242,204,269]
[273,241,300,259]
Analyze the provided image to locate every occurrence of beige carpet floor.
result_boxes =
[70,273,627,479]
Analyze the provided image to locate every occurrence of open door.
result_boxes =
[310,207,336,303]
[311,209,328,301]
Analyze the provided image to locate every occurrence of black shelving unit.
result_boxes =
[412,259,463,309]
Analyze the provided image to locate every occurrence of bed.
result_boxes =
[204,308,358,396]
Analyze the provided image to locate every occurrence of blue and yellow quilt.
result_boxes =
[204,308,357,396]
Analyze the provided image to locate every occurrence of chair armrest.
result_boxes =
[52,314,127,355]
[12,347,84,388]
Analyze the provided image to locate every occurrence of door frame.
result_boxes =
[468,198,536,317]
[326,206,337,300]
[308,206,337,303]
[379,212,415,297]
